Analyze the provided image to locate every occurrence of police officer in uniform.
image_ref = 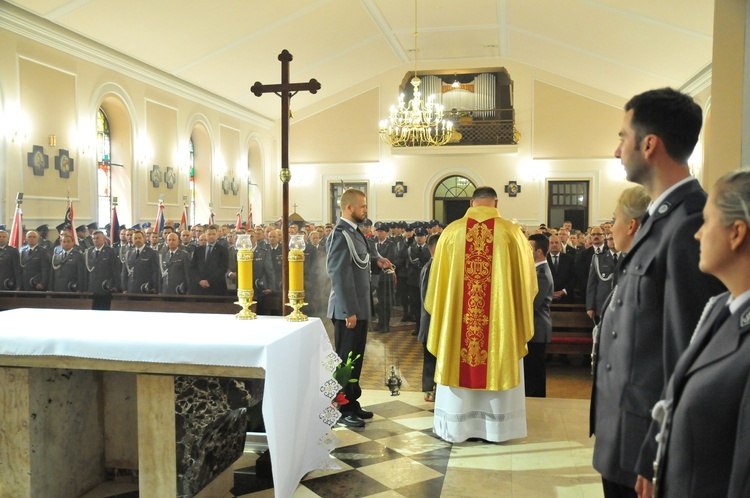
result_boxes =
[0,228,21,290]
[406,226,430,333]
[50,234,86,292]
[122,230,160,294]
[85,230,121,308]
[369,222,396,331]
[160,232,191,295]
[251,234,276,314]
[20,230,51,291]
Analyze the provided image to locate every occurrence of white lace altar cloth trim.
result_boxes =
[0,308,340,498]
[433,360,527,443]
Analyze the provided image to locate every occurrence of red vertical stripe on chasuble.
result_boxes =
[459,218,494,388]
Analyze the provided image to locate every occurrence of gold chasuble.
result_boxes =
[425,206,537,391]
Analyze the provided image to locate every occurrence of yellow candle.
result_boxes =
[289,249,304,291]
[237,250,253,290]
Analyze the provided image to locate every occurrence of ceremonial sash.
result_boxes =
[459,218,494,388]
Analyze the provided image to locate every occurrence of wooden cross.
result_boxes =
[251,50,320,315]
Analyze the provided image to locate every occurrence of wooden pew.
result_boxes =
[0,291,94,311]
[548,303,594,356]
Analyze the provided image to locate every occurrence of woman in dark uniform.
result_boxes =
[649,169,750,497]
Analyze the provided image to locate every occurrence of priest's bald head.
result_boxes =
[471,186,498,207]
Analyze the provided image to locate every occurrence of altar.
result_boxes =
[0,308,341,498]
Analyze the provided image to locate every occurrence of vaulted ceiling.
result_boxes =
[5,0,714,120]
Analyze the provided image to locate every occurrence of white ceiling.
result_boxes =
[6,0,714,120]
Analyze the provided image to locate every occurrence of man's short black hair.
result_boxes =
[528,233,549,256]
[625,88,702,163]
[471,186,498,201]
[427,233,440,249]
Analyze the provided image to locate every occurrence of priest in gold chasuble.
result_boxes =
[425,186,537,443]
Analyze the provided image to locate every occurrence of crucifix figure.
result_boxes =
[251,50,320,315]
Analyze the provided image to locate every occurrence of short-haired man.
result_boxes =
[122,230,160,294]
[426,186,537,442]
[327,189,392,427]
[160,233,191,295]
[20,230,50,291]
[85,230,121,308]
[191,224,228,296]
[591,88,725,498]
[547,235,575,303]
[50,234,86,292]
[526,233,554,397]
[0,229,22,290]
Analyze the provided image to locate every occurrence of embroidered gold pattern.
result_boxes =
[460,222,493,367]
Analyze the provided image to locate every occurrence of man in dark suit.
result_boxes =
[591,88,725,498]
[160,233,191,295]
[303,230,327,315]
[327,189,392,428]
[525,234,554,397]
[20,230,50,291]
[406,227,431,332]
[586,236,617,324]
[49,234,86,292]
[121,230,160,294]
[418,233,440,401]
[85,230,121,308]
[547,235,576,303]
[0,228,21,290]
[192,224,228,296]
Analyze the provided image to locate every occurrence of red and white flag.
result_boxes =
[208,209,215,226]
[247,204,253,229]
[235,207,243,230]
[154,202,165,233]
[180,204,188,230]
[65,200,77,245]
[9,204,23,248]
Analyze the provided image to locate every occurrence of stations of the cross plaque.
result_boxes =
[250,50,320,315]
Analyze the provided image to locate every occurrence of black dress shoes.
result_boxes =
[338,414,365,428]
[355,409,374,419]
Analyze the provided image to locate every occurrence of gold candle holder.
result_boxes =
[235,238,257,320]
[235,288,257,320]
[286,290,308,322]
[286,234,308,322]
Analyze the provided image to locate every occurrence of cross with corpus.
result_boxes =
[251,50,320,315]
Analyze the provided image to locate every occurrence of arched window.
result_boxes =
[189,138,196,226]
[96,109,111,227]
[433,175,476,224]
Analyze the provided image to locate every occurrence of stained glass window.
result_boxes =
[96,109,111,227]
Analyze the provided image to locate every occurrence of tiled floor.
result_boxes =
[229,390,602,498]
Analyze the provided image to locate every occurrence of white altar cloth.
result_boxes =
[0,308,342,498]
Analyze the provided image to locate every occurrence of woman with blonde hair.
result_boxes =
[610,186,651,254]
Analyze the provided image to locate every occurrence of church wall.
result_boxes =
[0,28,274,231]
[288,58,636,229]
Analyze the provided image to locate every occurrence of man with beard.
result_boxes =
[327,189,392,427]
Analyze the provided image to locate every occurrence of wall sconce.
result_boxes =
[137,136,154,166]
[1,108,30,144]
[49,135,57,147]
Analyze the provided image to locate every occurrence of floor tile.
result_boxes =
[302,469,390,498]
[356,418,417,440]
[408,446,452,475]
[365,399,426,418]
[357,457,444,489]
[388,410,435,431]
[375,430,452,457]
[332,440,406,469]
[440,467,513,497]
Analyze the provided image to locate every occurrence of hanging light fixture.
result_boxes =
[379,0,453,147]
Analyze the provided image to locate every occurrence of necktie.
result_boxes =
[708,306,732,339]
[135,249,140,259]
[206,244,212,258]
[612,253,618,265]
[94,249,100,261]
[168,251,174,263]
[553,254,559,270]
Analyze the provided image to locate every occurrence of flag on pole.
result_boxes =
[248,204,253,229]
[9,204,23,248]
[155,201,165,234]
[180,204,188,230]
[235,207,243,230]
[208,208,215,226]
[111,206,120,245]
[65,200,77,245]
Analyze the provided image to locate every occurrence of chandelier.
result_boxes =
[379,0,453,147]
